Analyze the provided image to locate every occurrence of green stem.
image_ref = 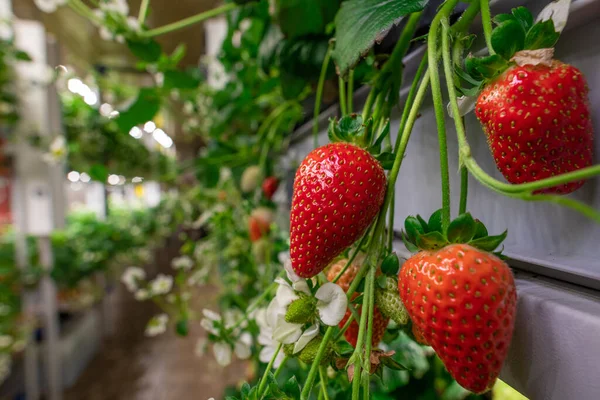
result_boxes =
[334,313,355,341]
[459,165,468,214]
[141,3,237,37]
[347,70,355,114]
[68,0,103,25]
[428,0,460,231]
[361,89,377,121]
[480,0,495,54]
[351,266,374,399]
[361,266,377,399]
[332,232,369,284]
[257,343,282,397]
[339,76,348,116]
[226,277,280,334]
[300,326,336,399]
[314,42,334,149]
[273,356,288,379]
[138,0,151,24]
[319,367,331,400]
[387,192,395,251]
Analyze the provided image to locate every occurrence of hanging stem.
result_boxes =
[362,89,377,121]
[257,343,283,397]
[387,192,395,251]
[459,166,468,214]
[332,231,369,283]
[480,0,495,54]
[319,367,331,400]
[314,42,334,149]
[299,326,336,399]
[68,0,103,25]
[428,0,460,231]
[138,0,151,24]
[141,3,237,37]
[347,70,355,114]
[334,313,355,341]
[361,265,377,399]
[339,76,348,116]
[273,356,288,379]
[350,266,374,399]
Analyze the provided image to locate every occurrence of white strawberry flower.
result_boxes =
[100,0,129,15]
[145,314,168,337]
[150,274,173,295]
[256,307,286,368]
[315,283,347,326]
[121,266,146,292]
[0,335,13,349]
[134,288,150,301]
[43,136,67,164]
[212,342,232,366]
[34,0,67,13]
[171,255,194,271]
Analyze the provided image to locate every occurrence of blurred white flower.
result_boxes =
[100,0,129,15]
[145,314,168,337]
[126,17,140,32]
[121,267,146,292]
[43,136,67,165]
[134,289,150,301]
[195,337,208,357]
[234,332,252,360]
[293,324,319,354]
[256,307,285,368]
[200,309,221,335]
[213,341,232,366]
[187,267,210,286]
[0,20,12,41]
[183,101,195,114]
[171,255,194,271]
[0,335,13,349]
[34,0,67,13]
[150,274,173,295]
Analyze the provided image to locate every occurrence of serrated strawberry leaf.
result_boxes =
[381,253,400,275]
[404,216,425,242]
[465,54,508,81]
[491,19,525,60]
[427,209,443,234]
[446,213,477,243]
[284,376,301,398]
[524,20,560,50]
[333,0,429,77]
[469,230,508,252]
[512,6,534,32]
[415,231,447,251]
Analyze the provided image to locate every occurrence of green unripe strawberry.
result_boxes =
[375,276,409,325]
[284,336,333,365]
[285,294,317,324]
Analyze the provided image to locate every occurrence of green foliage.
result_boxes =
[274,0,340,39]
[333,0,429,77]
[0,37,31,129]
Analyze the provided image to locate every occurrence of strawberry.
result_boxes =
[248,207,275,242]
[475,59,593,194]
[290,142,386,278]
[400,211,516,393]
[262,176,279,200]
[327,258,389,348]
[463,7,594,194]
[374,276,409,325]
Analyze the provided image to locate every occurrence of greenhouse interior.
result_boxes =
[0,0,599,399]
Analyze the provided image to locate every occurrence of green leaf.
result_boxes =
[279,70,307,100]
[369,120,390,153]
[126,38,162,62]
[377,274,388,289]
[524,20,560,50]
[512,6,534,32]
[381,253,400,275]
[116,87,161,132]
[469,230,508,252]
[446,213,477,243]
[493,13,516,25]
[277,36,330,79]
[404,216,424,242]
[401,231,419,253]
[276,0,340,39]
[88,164,108,182]
[336,342,355,356]
[465,54,509,81]
[258,24,285,74]
[375,152,396,170]
[427,209,443,234]
[338,114,364,135]
[196,163,220,189]
[284,376,301,398]
[14,50,32,61]
[381,355,408,371]
[175,319,189,336]
[491,19,526,60]
[333,0,429,77]
[163,69,201,90]
[473,220,488,239]
[415,231,447,250]
[416,215,428,232]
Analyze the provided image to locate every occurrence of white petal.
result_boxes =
[283,256,301,282]
[272,316,303,344]
[293,324,319,354]
[213,342,232,367]
[195,338,208,357]
[259,345,276,363]
[272,351,286,368]
[292,280,311,295]
[234,334,252,360]
[200,318,219,335]
[275,280,298,307]
[536,0,571,33]
[202,309,221,321]
[266,298,286,329]
[315,283,348,326]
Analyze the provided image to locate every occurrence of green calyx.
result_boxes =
[283,336,334,365]
[285,294,317,324]
[401,209,507,255]
[458,6,561,95]
[328,114,395,170]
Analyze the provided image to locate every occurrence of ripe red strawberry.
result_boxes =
[290,143,386,278]
[262,176,279,200]
[327,258,389,348]
[399,244,517,393]
[248,207,275,242]
[476,59,593,194]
